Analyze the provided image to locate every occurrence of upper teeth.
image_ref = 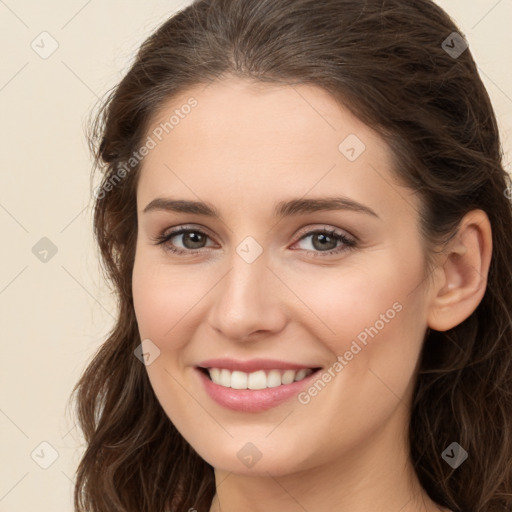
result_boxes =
[207,368,314,389]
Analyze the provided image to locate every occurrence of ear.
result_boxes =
[427,209,493,332]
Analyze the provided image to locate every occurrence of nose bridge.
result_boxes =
[207,239,285,340]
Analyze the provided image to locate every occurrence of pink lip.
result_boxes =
[197,358,318,373]
[195,366,321,413]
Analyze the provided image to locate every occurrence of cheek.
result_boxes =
[310,254,427,409]
[284,250,427,356]
[132,253,209,343]
[132,254,208,444]
[286,252,428,415]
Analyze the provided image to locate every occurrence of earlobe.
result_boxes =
[427,209,493,332]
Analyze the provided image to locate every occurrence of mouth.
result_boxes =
[197,366,322,390]
[194,358,324,412]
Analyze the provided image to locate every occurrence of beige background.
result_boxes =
[0,1,511,510]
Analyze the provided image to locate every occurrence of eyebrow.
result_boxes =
[143,196,379,219]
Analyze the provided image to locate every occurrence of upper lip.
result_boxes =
[197,358,321,373]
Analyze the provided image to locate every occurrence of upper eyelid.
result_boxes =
[160,225,217,243]
[161,223,354,236]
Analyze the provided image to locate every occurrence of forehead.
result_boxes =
[136,78,413,222]
[144,77,382,159]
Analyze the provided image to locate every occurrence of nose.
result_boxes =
[206,248,287,342]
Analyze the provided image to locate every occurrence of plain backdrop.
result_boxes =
[1,1,511,510]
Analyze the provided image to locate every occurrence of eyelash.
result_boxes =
[152,225,357,258]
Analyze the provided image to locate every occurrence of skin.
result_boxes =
[131,77,492,512]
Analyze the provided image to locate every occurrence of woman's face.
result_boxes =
[132,77,433,476]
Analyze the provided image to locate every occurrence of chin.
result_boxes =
[195,438,314,477]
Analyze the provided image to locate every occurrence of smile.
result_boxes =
[195,358,323,412]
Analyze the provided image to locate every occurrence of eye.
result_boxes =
[152,227,215,255]
[152,225,357,258]
[291,227,357,258]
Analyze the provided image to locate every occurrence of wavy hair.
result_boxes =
[70,0,512,510]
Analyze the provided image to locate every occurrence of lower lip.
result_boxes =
[196,368,320,412]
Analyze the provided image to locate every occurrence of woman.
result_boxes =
[71,0,512,510]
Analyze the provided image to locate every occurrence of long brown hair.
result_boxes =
[70,0,512,510]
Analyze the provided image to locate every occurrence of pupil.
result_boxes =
[313,233,336,251]
[185,232,205,249]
